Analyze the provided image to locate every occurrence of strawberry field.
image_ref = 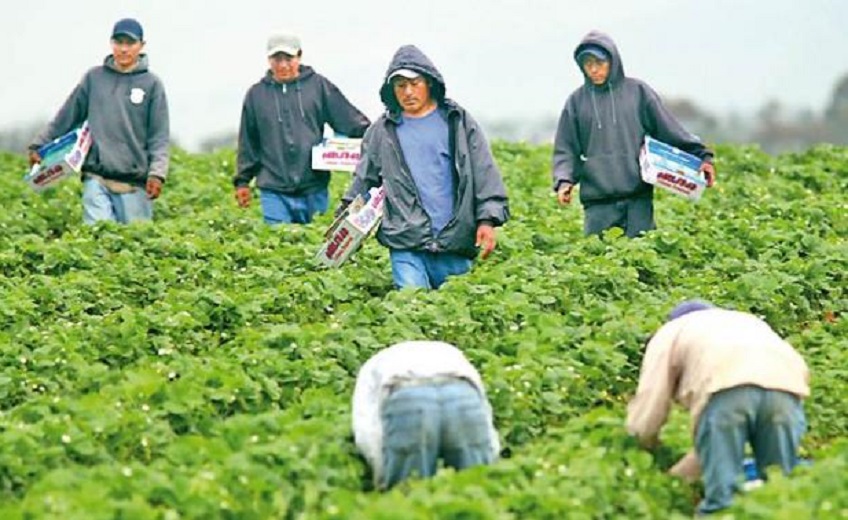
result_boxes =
[0,142,846,519]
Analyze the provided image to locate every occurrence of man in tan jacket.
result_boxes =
[626,300,809,515]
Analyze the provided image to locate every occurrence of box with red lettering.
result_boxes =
[639,136,707,201]
[316,186,386,268]
[24,121,92,192]
[311,137,363,173]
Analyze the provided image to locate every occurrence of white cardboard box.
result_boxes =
[311,137,363,173]
[24,121,93,192]
[639,136,707,201]
[316,186,386,268]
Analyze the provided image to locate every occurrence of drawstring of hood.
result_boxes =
[274,87,283,123]
[295,81,306,120]
[609,83,617,125]
[587,83,618,130]
[272,80,307,123]
[590,90,602,130]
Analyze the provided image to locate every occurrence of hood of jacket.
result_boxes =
[260,64,316,86]
[379,45,446,114]
[573,31,625,89]
[103,54,151,75]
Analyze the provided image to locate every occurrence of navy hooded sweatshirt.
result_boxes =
[235,65,370,195]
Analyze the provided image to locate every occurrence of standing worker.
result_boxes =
[552,31,716,237]
[235,32,371,224]
[29,18,170,224]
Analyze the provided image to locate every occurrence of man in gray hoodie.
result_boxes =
[339,45,509,290]
[29,18,170,225]
[234,33,371,225]
[552,31,716,237]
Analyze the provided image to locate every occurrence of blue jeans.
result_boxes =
[695,385,806,515]
[583,195,655,237]
[82,178,152,225]
[380,379,495,489]
[389,250,473,290]
[259,188,328,225]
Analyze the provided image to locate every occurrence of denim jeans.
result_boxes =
[695,385,806,515]
[259,188,328,225]
[82,178,152,225]
[583,195,655,237]
[379,379,495,489]
[389,249,473,290]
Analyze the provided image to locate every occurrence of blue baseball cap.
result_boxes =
[112,18,144,42]
[667,300,715,322]
[577,45,609,64]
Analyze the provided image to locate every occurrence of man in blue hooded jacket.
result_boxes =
[339,45,509,290]
[552,31,716,237]
[235,33,371,225]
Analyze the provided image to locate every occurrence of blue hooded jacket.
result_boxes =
[343,45,509,258]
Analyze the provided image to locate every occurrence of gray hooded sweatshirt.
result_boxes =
[31,55,170,186]
[342,45,509,259]
[235,66,370,195]
[552,31,713,205]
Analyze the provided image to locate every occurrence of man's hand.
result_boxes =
[476,223,497,260]
[668,451,701,483]
[639,434,661,451]
[557,182,574,205]
[334,200,350,219]
[700,161,716,187]
[235,186,251,208]
[28,150,41,167]
[146,176,163,200]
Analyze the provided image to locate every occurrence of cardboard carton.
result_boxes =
[316,186,386,267]
[24,121,93,192]
[311,137,363,173]
[639,136,707,201]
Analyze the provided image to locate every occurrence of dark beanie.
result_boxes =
[667,300,715,322]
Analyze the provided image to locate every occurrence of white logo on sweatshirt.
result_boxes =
[130,88,145,105]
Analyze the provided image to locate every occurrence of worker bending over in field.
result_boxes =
[352,341,500,489]
[627,300,810,515]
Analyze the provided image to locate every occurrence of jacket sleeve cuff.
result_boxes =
[555,179,574,192]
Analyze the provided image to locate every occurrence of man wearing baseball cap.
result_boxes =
[29,18,170,224]
[627,300,810,515]
[338,45,509,290]
[234,32,370,225]
[552,31,716,237]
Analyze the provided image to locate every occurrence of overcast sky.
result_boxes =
[2,0,845,149]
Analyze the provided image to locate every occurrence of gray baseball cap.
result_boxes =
[267,33,301,57]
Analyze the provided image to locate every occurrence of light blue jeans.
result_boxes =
[389,250,473,290]
[380,379,494,490]
[259,188,328,225]
[583,195,655,237]
[82,178,152,225]
[695,385,806,515]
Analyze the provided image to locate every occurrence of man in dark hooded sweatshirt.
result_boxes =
[28,18,169,225]
[339,45,509,290]
[552,31,716,237]
[235,33,371,225]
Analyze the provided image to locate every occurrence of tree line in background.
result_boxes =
[3,74,848,156]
